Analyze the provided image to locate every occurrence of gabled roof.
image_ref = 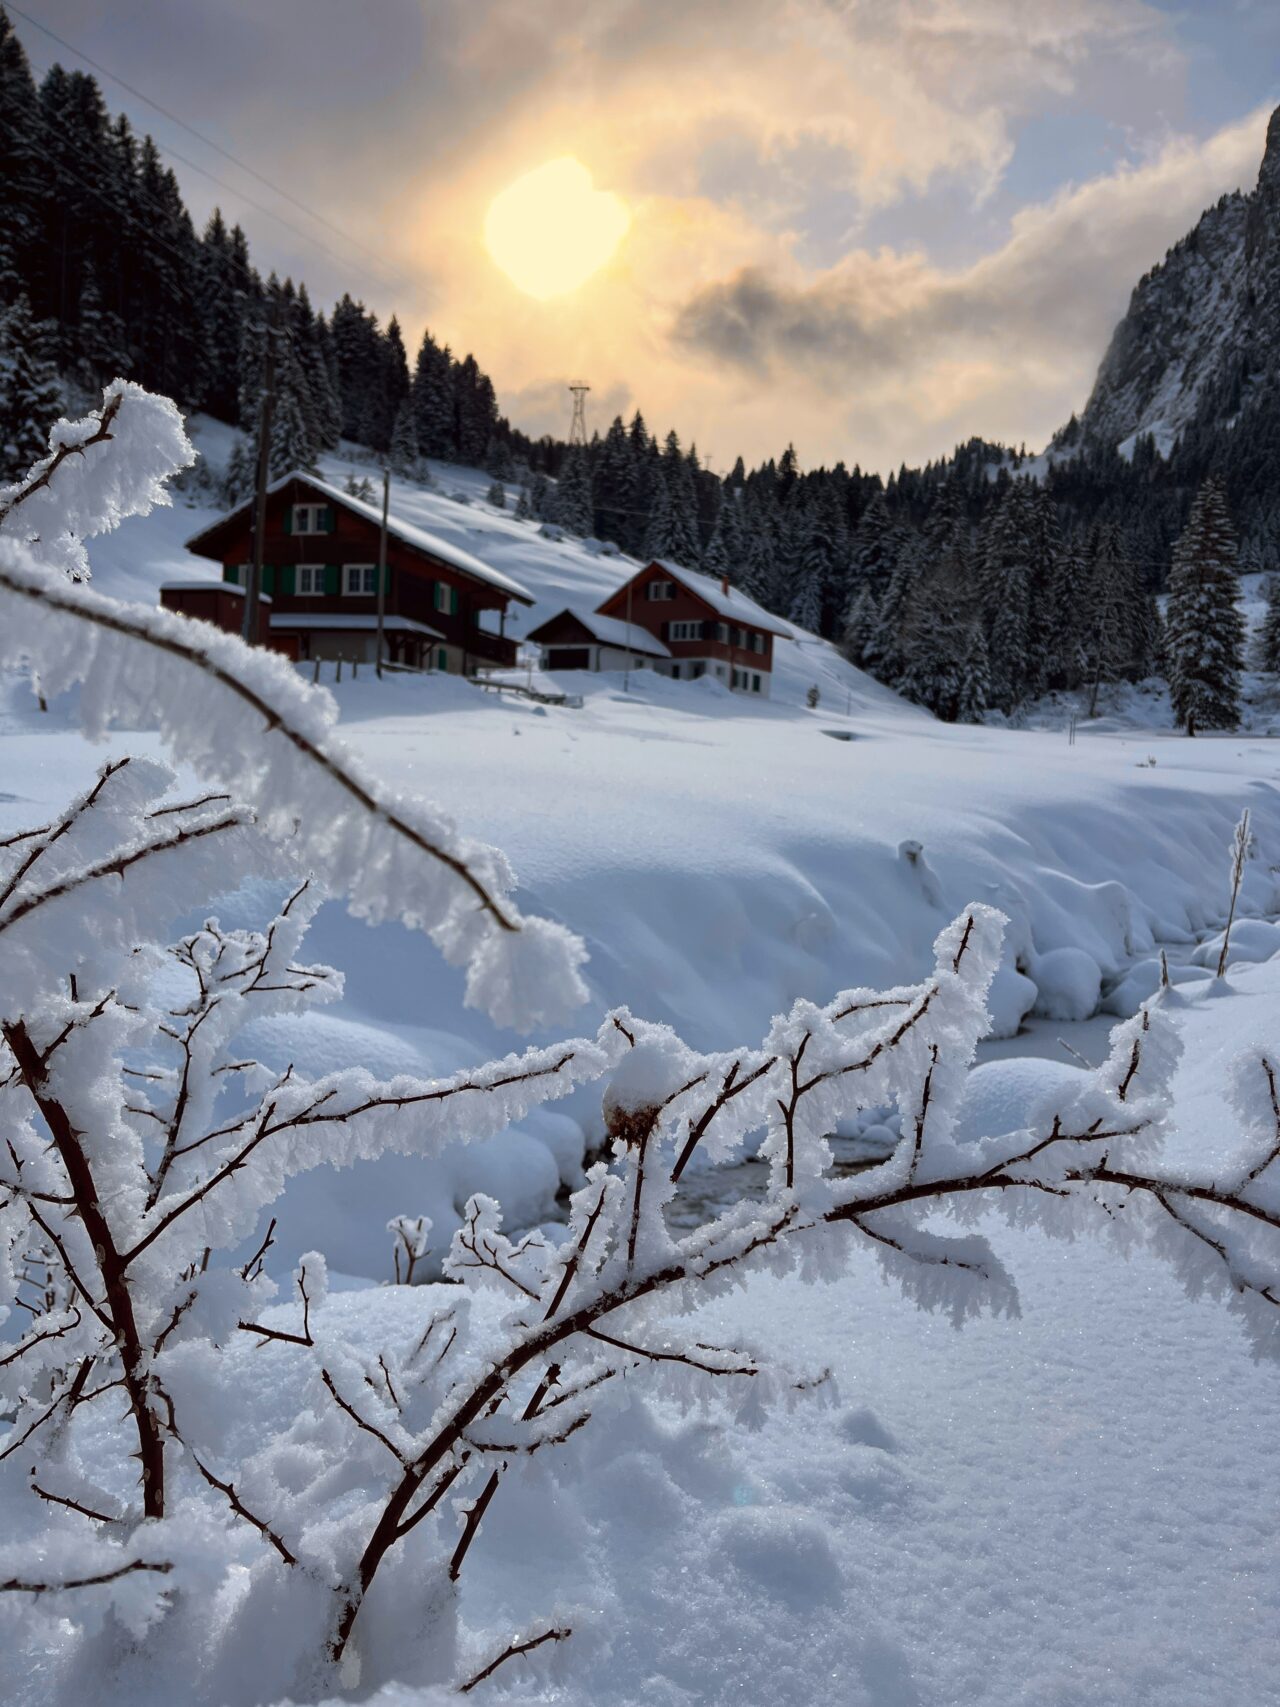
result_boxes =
[183,471,535,606]
[528,607,671,658]
[611,559,790,637]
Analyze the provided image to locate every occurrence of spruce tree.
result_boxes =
[1165,477,1246,732]
[593,415,636,546]
[1259,576,1280,673]
[954,624,990,724]
[840,586,879,668]
[554,445,594,536]
[0,295,62,481]
[389,397,419,475]
[0,10,41,302]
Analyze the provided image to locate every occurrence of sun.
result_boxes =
[484,157,630,300]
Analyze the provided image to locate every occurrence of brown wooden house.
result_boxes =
[175,471,534,672]
[537,560,786,695]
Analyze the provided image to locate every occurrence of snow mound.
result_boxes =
[1103,957,1212,1017]
[953,1055,1092,1145]
[1192,917,1280,970]
[1030,946,1102,1021]
[985,963,1038,1039]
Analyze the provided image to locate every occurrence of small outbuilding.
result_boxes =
[525,609,671,674]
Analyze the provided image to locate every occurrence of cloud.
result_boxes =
[669,107,1272,461]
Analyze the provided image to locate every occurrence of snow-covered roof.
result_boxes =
[269,613,444,637]
[639,560,791,636]
[532,609,671,657]
[184,471,535,607]
[160,579,272,602]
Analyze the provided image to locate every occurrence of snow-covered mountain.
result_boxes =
[1062,105,1280,457]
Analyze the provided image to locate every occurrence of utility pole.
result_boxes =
[624,574,633,691]
[243,305,278,645]
[376,465,389,678]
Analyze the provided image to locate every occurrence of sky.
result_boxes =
[11,1,1280,472]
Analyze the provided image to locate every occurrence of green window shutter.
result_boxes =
[279,565,296,597]
[437,648,448,671]
[324,507,336,534]
[262,565,277,596]
[448,584,459,615]
[222,565,236,585]
[324,564,340,595]
[382,561,392,595]
[283,508,293,536]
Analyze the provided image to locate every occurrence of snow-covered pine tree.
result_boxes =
[73,265,129,391]
[978,484,1033,714]
[788,554,822,633]
[1258,575,1280,672]
[0,10,42,301]
[701,496,735,583]
[554,445,595,536]
[487,478,506,509]
[849,491,898,597]
[0,294,62,481]
[644,432,699,566]
[410,329,456,461]
[593,414,636,548]
[872,531,925,684]
[389,396,419,476]
[954,622,990,723]
[839,585,879,668]
[514,481,532,521]
[1165,476,1246,733]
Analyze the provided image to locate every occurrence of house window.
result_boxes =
[748,631,765,654]
[224,564,244,586]
[297,564,325,596]
[436,648,449,671]
[752,673,762,693]
[343,564,378,596]
[646,579,675,601]
[291,503,330,536]
[713,622,728,643]
[434,581,459,615]
[669,620,701,642]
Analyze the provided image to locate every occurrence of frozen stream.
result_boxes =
[664,918,1252,1232]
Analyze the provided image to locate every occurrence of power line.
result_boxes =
[12,4,414,297]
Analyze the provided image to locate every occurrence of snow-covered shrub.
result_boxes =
[5,389,1280,1703]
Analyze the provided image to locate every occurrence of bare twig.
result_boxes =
[459,1625,571,1693]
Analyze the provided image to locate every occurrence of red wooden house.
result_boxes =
[172,471,534,672]
[533,560,786,696]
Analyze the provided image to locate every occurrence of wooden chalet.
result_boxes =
[173,472,534,672]
[533,560,786,696]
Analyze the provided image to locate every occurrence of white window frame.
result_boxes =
[669,620,702,642]
[434,581,459,616]
[292,503,327,536]
[297,564,325,596]
[646,579,675,601]
[226,564,245,586]
[748,631,765,654]
[343,563,378,597]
